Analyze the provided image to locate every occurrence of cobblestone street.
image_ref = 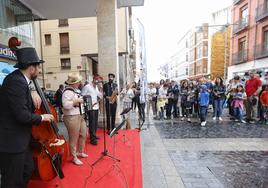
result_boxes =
[138,111,268,188]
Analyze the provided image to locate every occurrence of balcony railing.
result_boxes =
[233,0,242,5]
[255,43,268,59]
[233,17,249,34]
[60,46,70,54]
[232,49,248,65]
[256,4,268,21]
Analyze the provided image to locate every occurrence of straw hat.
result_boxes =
[65,73,82,85]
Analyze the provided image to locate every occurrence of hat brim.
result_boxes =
[65,76,82,85]
[14,60,45,68]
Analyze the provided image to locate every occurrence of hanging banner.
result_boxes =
[137,19,147,104]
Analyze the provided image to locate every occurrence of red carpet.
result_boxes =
[28,129,143,188]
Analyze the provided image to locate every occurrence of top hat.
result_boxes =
[65,73,82,85]
[14,47,44,68]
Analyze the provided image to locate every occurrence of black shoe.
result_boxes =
[90,140,98,145]
[96,136,100,140]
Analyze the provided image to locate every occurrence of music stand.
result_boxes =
[94,109,130,187]
[114,107,132,145]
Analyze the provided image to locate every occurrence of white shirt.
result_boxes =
[158,86,167,99]
[62,88,82,115]
[22,73,31,85]
[121,88,134,103]
[147,87,156,101]
[81,83,103,110]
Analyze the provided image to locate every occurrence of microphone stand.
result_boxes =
[91,81,120,167]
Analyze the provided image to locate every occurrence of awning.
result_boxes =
[19,0,144,19]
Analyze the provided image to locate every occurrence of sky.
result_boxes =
[133,0,233,82]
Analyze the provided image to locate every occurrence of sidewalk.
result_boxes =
[132,109,268,188]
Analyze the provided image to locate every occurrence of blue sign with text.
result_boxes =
[0,44,17,61]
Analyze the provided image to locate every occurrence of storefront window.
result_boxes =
[0,61,16,85]
[0,0,35,47]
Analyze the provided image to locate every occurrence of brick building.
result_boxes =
[228,0,268,80]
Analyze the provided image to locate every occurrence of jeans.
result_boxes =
[234,107,243,121]
[213,99,224,117]
[199,106,208,122]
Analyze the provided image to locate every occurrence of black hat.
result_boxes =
[14,47,44,68]
[108,73,115,78]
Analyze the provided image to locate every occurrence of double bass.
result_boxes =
[31,79,69,181]
[8,37,69,181]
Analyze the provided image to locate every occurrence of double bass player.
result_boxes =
[0,47,54,188]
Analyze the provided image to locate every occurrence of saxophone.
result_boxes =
[108,85,118,104]
[109,90,118,104]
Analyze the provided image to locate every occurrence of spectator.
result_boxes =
[260,85,268,125]
[198,85,209,126]
[146,83,157,118]
[232,85,247,123]
[245,70,262,123]
[227,76,241,119]
[55,84,64,121]
[180,80,192,122]
[212,77,226,121]
[157,83,168,120]
[166,80,180,119]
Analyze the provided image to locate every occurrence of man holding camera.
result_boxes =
[245,70,262,123]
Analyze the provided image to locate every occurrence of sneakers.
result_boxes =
[201,121,206,126]
[77,152,88,158]
[72,158,83,165]
[181,117,184,121]
[213,117,216,121]
[240,120,246,124]
[219,117,223,121]
[187,118,191,123]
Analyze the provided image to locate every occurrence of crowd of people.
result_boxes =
[140,70,268,126]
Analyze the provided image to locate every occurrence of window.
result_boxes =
[44,34,51,45]
[58,19,69,27]
[59,33,70,54]
[240,5,248,23]
[61,58,71,69]
[263,27,268,50]
[203,45,208,57]
[265,0,268,12]
[197,45,202,59]
[238,37,246,52]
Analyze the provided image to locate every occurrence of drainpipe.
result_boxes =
[253,0,259,69]
[38,20,45,88]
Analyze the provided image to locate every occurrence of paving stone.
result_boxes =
[154,121,268,139]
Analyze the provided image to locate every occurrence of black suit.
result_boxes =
[103,82,117,131]
[0,70,42,188]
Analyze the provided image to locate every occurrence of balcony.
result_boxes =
[232,49,248,65]
[233,17,249,34]
[256,4,268,22]
[60,47,70,54]
[255,43,268,59]
[233,0,243,5]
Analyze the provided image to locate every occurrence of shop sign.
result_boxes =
[0,44,17,61]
